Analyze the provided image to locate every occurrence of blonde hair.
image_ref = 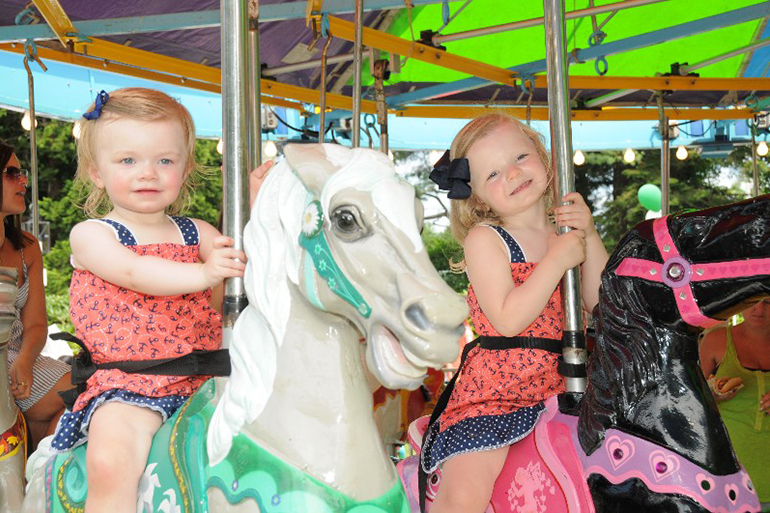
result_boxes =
[74,87,199,217]
[448,113,555,245]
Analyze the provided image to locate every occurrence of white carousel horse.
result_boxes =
[0,268,25,512]
[23,143,468,512]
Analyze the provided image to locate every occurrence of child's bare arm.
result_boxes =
[71,221,245,296]
[466,225,585,337]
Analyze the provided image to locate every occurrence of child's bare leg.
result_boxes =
[430,446,508,513]
[85,402,163,513]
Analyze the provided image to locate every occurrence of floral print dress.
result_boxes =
[421,225,565,472]
[51,216,222,452]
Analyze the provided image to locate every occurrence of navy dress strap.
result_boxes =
[91,218,138,246]
[90,217,199,247]
[487,225,526,263]
[169,216,200,246]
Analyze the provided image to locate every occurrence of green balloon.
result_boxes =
[638,183,662,212]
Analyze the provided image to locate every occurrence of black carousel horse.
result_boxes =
[400,194,769,512]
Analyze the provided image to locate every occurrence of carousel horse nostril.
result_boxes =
[405,303,431,331]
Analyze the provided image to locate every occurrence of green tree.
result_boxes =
[724,145,770,195]
[589,149,741,250]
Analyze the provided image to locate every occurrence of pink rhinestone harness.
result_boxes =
[616,216,770,328]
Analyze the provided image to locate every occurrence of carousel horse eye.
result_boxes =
[331,206,367,240]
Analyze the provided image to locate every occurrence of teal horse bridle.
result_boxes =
[298,198,372,318]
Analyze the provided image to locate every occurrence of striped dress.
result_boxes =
[7,249,71,412]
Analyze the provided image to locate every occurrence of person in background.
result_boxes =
[700,298,770,511]
[0,141,71,447]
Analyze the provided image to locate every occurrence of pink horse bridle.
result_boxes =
[616,216,770,328]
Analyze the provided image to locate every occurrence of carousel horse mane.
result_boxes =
[579,195,770,471]
[207,144,421,464]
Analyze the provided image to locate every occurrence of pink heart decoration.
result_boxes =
[606,435,635,470]
[649,450,680,481]
[695,472,715,494]
[724,483,739,504]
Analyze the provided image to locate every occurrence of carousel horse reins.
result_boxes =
[616,216,770,328]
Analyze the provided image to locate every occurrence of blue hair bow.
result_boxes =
[82,90,110,121]
[429,150,472,200]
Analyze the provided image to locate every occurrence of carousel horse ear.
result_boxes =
[284,144,340,196]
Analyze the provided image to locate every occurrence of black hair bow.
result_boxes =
[429,150,471,199]
[82,90,110,121]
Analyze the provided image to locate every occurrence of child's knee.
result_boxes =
[86,444,143,485]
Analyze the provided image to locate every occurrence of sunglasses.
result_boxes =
[3,166,28,181]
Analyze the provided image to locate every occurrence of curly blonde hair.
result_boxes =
[74,87,199,217]
[448,113,555,245]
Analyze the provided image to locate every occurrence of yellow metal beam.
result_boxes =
[395,105,753,121]
[0,45,304,111]
[31,0,78,47]
[22,36,376,112]
[81,38,221,85]
[327,16,516,87]
[533,75,770,91]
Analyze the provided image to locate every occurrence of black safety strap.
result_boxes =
[51,332,231,410]
[418,335,561,512]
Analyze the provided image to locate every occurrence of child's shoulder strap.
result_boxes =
[485,225,526,264]
[86,218,138,247]
[169,216,200,246]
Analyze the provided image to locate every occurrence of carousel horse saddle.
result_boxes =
[397,396,760,512]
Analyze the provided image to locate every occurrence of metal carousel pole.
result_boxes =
[221,0,251,346]
[248,0,262,169]
[351,0,363,148]
[657,95,670,216]
[543,0,586,396]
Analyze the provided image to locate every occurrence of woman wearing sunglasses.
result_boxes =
[0,141,70,447]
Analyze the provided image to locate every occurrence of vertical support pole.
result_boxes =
[373,59,389,154]
[351,0,363,148]
[319,35,332,143]
[23,58,39,240]
[248,1,262,169]
[544,0,585,395]
[221,0,251,346]
[751,128,760,197]
[657,96,670,216]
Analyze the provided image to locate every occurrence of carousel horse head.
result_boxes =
[578,193,770,508]
[208,143,468,465]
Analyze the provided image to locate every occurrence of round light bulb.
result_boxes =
[675,145,688,161]
[757,140,768,157]
[623,148,636,163]
[216,138,224,155]
[428,150,443,166]
[21,110,36,131]
[573,150,585,166]
[264,140,278,159]
[72,122,81,139]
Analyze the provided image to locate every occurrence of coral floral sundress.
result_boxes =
[421,225,565,472]
[51,216,222,452]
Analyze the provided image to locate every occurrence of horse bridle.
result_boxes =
[615,216,770,328]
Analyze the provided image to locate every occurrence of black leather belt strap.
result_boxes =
[51,332,231,411]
